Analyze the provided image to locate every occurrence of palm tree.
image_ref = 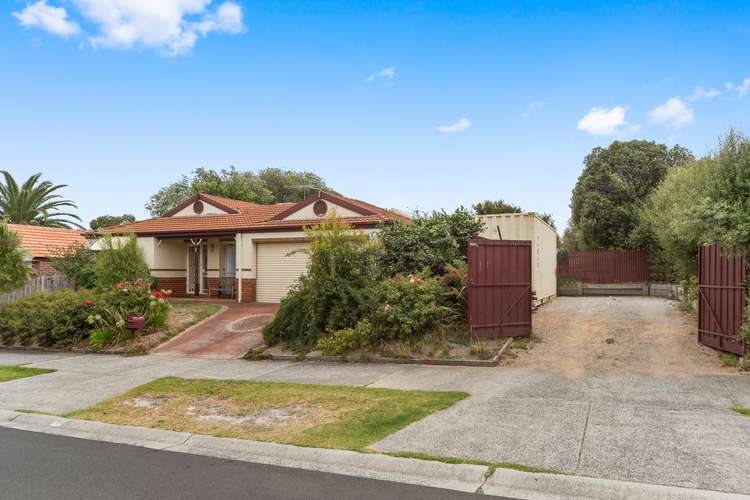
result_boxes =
[0,171,83,228]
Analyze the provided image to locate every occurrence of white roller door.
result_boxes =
[256,241,310,303]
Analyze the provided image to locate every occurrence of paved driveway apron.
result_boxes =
[152,302,277,359]
[1,298,750,494]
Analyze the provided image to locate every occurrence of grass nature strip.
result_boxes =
[68,377,467,451]
[0,365,55,383]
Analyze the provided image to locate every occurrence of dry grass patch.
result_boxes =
[69,377,467,451]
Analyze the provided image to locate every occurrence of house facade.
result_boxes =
[102,192,408,303]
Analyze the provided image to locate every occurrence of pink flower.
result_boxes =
[394,274,402,280]
[115,283,122,289]
[83,299,94,306]
[153,290,162,299]
[134,278,143,286]
[431,303,437,309]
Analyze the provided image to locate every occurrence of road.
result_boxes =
[0,428,508,500]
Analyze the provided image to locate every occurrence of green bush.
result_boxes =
[50,243,97,289]
[0,290,98,347]
[0,280,171,349]
[377,208,484,277]
[88,328,116,349]
[93,234,152,289]
[262,219,379,352]
[316,319,373,355]
[0,220,30,293]
[370,275,453,342]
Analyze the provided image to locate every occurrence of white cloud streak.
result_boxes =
[13,1,80,37]
[437,117,471,134]
[12,0,244,55]
[687,86,720,101]
[648,97,694,128]
[576,106,628,136]
[366,66,396,83]
[726,78,750,97]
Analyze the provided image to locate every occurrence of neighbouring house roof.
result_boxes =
[7,224,87,258]
[100,192,410,236]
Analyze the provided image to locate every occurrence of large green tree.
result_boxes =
[90,214,136,230]
[145,166,336,217]
[568,140,693,250]
[0,171,83,228]
[0,219,29,292]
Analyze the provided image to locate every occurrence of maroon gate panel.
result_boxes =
[699,243,747,355]
[467,237,532,339]
[557,249,650,283]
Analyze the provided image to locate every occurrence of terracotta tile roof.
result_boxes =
[7,224,86,258]
[100,193,410,236]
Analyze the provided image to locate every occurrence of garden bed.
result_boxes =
[252,337,514,367]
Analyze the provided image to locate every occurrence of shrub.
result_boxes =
[316,319,373,355]
[0,220,29,293]
[377,208,484,277]
[440,262,469,321]
[50,243,97,289]
[93,234,152,289]
[0,290,98,347]
[88,328,116,349]
[263,219,379,352]
[370,275,454,342]
[0,280,171,349]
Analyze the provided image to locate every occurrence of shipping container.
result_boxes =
[475,213,557,306]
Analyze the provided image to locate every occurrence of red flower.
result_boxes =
[83,299,94,306]
[153,291,162,299]
[394,274,402,280]
[115,283,122,289]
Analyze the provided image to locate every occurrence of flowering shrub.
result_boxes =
[87,279,172,345]
[370,274,453,342]
[0,280,171,349]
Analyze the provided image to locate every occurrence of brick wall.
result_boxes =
[31,258,57,276]
[240,278,256,303]
[155,277,187,298]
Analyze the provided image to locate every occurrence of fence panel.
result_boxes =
[467,237,532,339]
[698,243,746,355]
[0,275,74,305]
[557,249,650,283]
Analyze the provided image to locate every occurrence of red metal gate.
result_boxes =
[699,243,747,355]
[467,237,532,338]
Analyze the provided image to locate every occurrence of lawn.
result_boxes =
[0,365,56,383]
[69,377,467,451]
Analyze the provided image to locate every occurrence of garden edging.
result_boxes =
[247,337,513,367]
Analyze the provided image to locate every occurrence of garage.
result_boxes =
[255,241,310,303]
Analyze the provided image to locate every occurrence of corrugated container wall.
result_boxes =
[475,213,557,306]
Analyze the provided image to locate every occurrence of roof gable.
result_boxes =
[270,191,381,221]
[164,194,241,217]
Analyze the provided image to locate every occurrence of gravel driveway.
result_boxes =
[504,296,731,377]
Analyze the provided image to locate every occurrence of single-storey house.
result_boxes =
[8,224,87,276]
[102,192,409,303]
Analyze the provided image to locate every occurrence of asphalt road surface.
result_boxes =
[0,428,513,499]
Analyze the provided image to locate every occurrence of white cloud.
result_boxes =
[726,78,750,97]
[687,86,720,101]
[366,66,396,83]
[648,97,694,128]
[576,106,628,136]
[437,117,471,134]
[13,1,80,37]
[12,0,244,55]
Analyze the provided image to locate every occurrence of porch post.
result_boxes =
[236,233,242,303]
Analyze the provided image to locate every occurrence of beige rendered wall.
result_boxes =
[171,204,230,217]
[476,213,557,305]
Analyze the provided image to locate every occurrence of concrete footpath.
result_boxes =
[1,351,750,498]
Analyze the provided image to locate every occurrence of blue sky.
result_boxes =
[2,1,749,231]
